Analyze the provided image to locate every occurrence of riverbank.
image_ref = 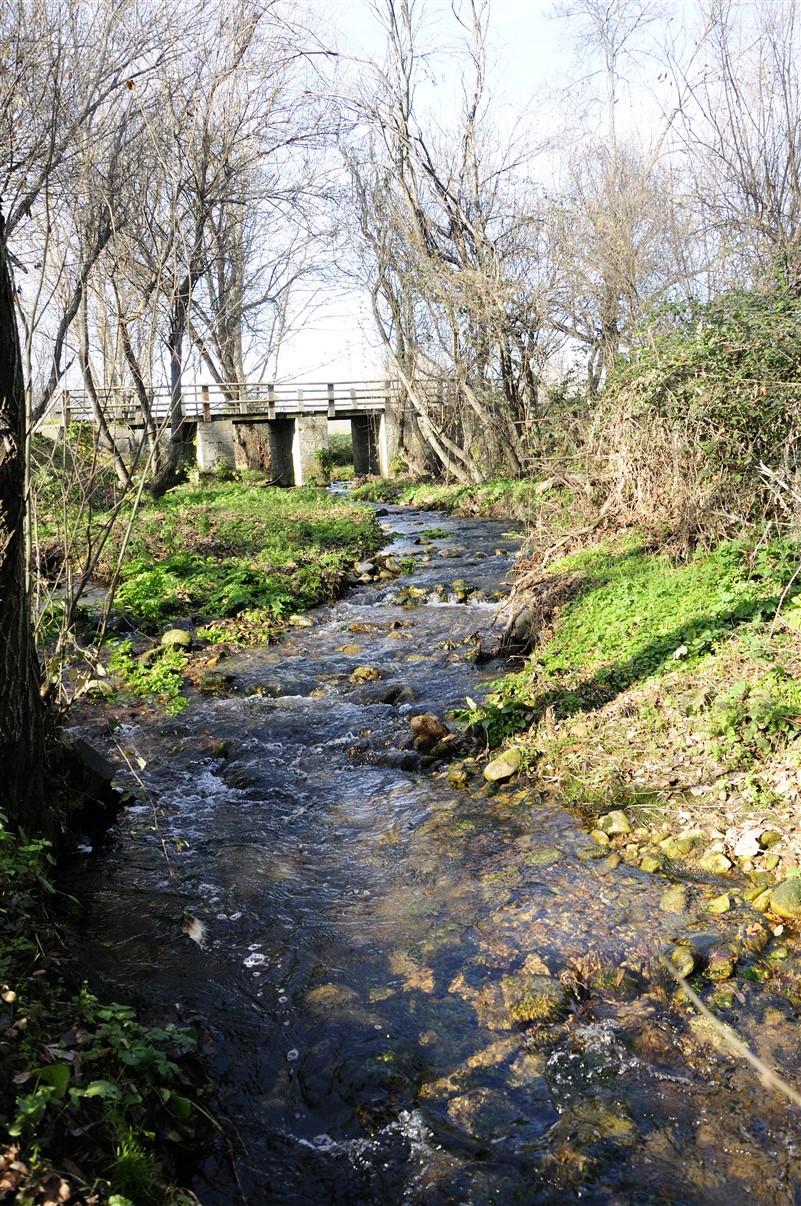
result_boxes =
[0,479,386,1201]
[355,475,801,922]
[460,513,801,919]
[75,481,385,712]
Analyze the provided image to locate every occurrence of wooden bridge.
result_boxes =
[47,380,401,484]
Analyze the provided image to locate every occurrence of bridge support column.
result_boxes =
[351,414,380,476]
[292,414,329,485]
[378,408,400,478]
[267,418,294,485]
[197,419,236,473]
[108,425,166,464]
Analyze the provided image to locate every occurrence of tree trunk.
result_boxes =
[0,212,46,831]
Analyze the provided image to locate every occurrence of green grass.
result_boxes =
[534,536,799,706]
[478,534,801,742]
[98,482,384,631]
[471,530,801,822]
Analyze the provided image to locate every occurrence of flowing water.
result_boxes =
[69,504,801,1204]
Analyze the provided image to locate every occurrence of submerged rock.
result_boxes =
[500,973,570,1023]
[659,883,689,913]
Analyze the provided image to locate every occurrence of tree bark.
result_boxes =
[0,211,46,831]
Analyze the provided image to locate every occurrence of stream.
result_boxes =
[68,502,801,1205]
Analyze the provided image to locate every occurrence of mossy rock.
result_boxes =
[597,809,631,836]
[586,966,639,1001]
[484,748,523,782]
[659,883,690,914]
[770,877,801,918]
[500,973,570,1024]
[161,627,192,648]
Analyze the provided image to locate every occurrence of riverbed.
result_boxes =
[69,503,801,1204]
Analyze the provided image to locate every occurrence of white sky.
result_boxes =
[275,0,572,383]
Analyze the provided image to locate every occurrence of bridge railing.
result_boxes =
[46,380,392,425]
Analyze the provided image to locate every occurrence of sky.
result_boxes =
[274,0,572,383]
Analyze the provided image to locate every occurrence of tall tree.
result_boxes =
[0,211,45,831]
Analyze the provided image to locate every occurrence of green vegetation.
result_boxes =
[97,482,382,632]
[351,476,556,518]
[594,288,801,541]
[329,433,355,480]
[478,531,801,823]
[528,536,799,714]
[0,815,206,1202]
[107,642,190,714]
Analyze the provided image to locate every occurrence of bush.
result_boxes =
[594,288,801,540]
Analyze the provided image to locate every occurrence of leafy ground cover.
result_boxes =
[0,816,207,1204]
[83,482,384,712]
[98,482,383,630]
[475,532,801,859]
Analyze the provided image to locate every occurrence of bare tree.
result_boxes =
[345,0,554,480]
[676,0,801,292]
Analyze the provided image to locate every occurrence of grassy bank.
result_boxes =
[474,527,801,886]
[97,481,384,632]
[50,480,384,713]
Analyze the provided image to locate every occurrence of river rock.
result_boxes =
[350,665,381,682]
[410,713,449,741]
[705,892,731,914]
[483,747,523,782]
[199,671,232,693]
[769,877,801,918]
[507,606,535,647]
[353,561,376,576]
[668,945,698,977]
[597,809,631,836]
[659,883,689,913]
[658,828,707,859]
[161,627,192,648]
[734,829,762,859]
[707,946,737,981]
[698,849,733,875]
[750,888,774,912]
[500,973,570,1023]
[447,763,469,788]
[759,830,782,849]
[69,736,117,796]
[287,614,313,628]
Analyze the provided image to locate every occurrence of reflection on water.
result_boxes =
[69,506,801,1204]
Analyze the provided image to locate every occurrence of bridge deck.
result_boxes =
[50,380,390,425]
